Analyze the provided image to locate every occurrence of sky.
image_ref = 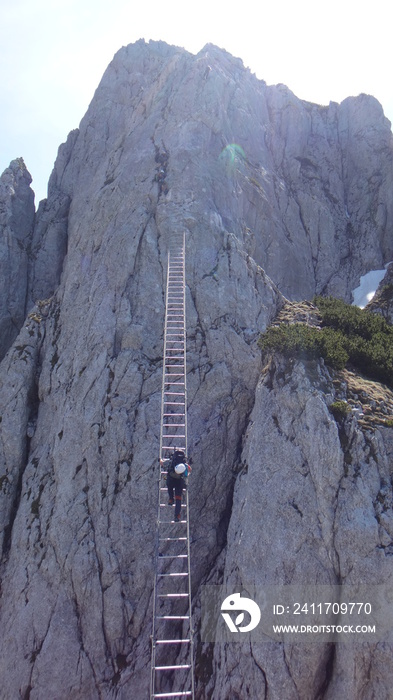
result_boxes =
[1,0,392,204]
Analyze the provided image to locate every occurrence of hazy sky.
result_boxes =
[1,0,391,204]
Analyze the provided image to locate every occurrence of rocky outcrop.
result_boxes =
[1,39,393,699]
[1,40,393,360]
[0,158,35,360]
[262,90,393,300]
[207,355,393,699]
[367,262,393,323]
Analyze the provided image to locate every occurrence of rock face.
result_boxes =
[0,40,393,699]
[207,356,393,699]
[0,158,35,360]
[367,261,393,323]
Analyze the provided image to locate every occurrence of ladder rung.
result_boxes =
[163,424,185,427]
[162,435,186,439]
[161,448,184,453]
[155,664,191,671]
[153,692,193,698]
[159,537,187,541]
[160,506,185,522]
[158,554,188,558]
[157,616,190,620]
[156,639,191,644]
[161,447,186,452]
[158,572,189,577]
[157,593,189,597]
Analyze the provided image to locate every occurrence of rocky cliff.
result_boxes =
[0,159,35,360]
[0,39,393,699]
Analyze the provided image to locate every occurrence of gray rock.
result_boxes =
[1,40,393,699]
[0,158,35,360]
[366,261,393,323]
[207,356,393,699]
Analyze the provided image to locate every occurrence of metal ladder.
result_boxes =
[150,234,195,699]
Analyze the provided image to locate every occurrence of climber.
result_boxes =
[160,449,192,522]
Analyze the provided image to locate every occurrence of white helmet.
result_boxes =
[174,463,186,475]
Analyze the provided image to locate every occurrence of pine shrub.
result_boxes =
[259,296,393,387]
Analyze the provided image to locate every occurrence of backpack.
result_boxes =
[169,450,187,480]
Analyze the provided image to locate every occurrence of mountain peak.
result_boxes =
[1,41,392,699]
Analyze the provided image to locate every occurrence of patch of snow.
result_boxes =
[352,265,391,308]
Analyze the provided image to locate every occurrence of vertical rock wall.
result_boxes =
[206,356,393,699]
[0,159,35,360]
[0,39,393,698]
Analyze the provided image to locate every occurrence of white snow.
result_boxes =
[352,266,390,308]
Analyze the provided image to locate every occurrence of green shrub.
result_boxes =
[329,400,350,420]
[318,327,349,369]
[259,296,393,388]
[258,324,348,370]
[258,324,319,360]
[314,296,393,340]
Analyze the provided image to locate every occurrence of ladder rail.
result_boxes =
[151,247,173,697]
[182,234,188,461]
[151,233,194,700]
